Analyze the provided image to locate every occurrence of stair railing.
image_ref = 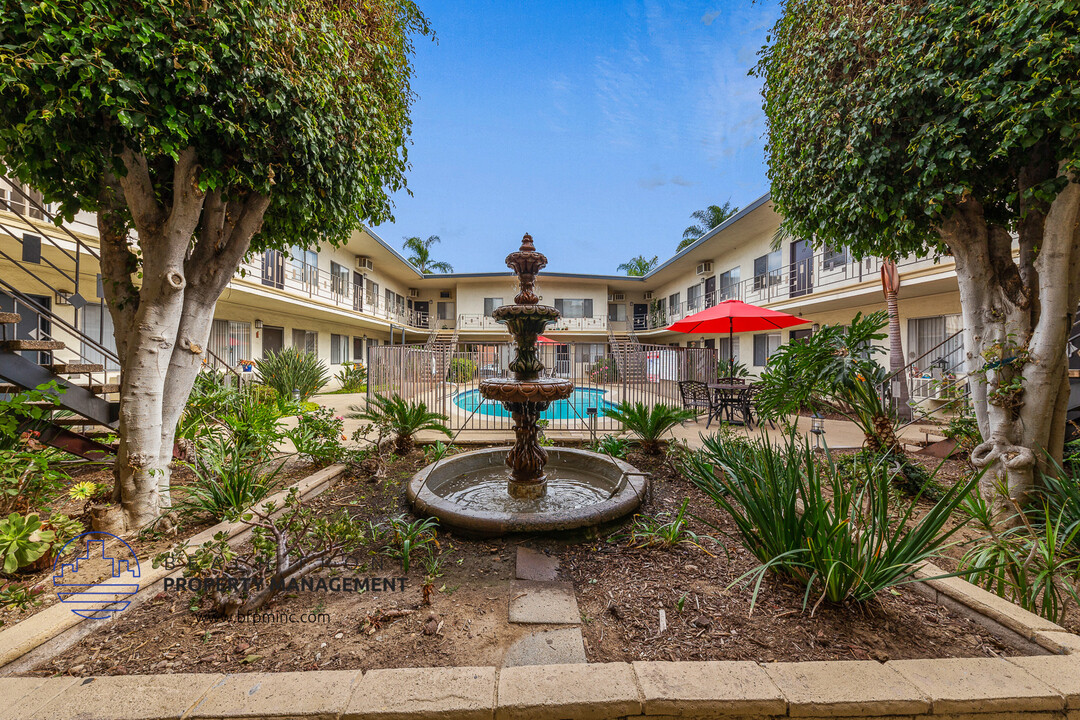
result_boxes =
[880,328,969,428]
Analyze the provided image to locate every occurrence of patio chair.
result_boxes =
[743,383,775,429]
[678,380,711,422]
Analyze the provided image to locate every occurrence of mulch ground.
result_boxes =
[23,441,1037,677]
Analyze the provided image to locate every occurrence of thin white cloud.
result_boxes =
[702,10,721,25]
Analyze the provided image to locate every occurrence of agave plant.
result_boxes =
[254,348,330,404]
[604,402,694,454]
[348,394,451,454]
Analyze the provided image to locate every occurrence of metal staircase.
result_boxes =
[881,328,969,430]
[0,177,120,460]
[427,325,459,381]
[607,326,647,383]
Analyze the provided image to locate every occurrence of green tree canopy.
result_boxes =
[617,255,659,276]
[404,235,454,273]
[678,201,739,251]
[756,0,1080,519]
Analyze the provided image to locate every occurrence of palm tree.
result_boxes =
[881,259,911,420]
[677,201,739,251]
[617,255,659,276]
[403,235,454,273]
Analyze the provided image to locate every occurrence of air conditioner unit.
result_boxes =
[696,261,713,276]
[356,256,374,271]
[643,291,654,300]
[408,288,419,298]
[609,292,625,302]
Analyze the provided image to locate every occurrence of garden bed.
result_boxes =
[20,443,1039,677]
[0,458,317,630]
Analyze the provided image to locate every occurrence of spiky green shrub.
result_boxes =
[348,394,450,454]
[604,402,694,454]
[254,349,330,405]
[685,432,974,611]
[335,361,367,392]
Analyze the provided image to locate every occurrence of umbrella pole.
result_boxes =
[728,327,734,371]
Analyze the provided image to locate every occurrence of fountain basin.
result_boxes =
[407,447,647,535]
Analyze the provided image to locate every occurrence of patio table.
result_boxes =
[707,383,750,426]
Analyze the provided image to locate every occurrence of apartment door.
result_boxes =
[352,272,364,311]
[704,276,716,307]
[262,325,284,357]
[789,239,813,298]
[633,304,648,331]
[0,292,51,364]
[554,345,570,376]
[262,250,285,289]
[413,301,429,327]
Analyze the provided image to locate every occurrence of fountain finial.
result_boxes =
[520,233,534,252]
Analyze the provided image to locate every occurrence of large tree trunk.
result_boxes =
[96,148,270,533]
[944,174,1080,522]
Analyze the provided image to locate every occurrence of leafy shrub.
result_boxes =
[685,432,974,611]
[604,402,694,454]
[833,449,941,500]
[0,513,55,573]
[589,434,632,459]
[348,394,451,454]
[0,445,67,516]
[0,581,44,611]
[178,424,284,521]
[0,382,64,452]
[625,498,715,552]
[177,370,240,441]
[335,361,367,392]
[156,489,369,617]
[717,357,750,380]
[254,348,330,404]
[943,406,981,453]
[959,489,1080,623]
[286,406,347,466]
[756,311,901,455]
[421,441,457,464]
[384,515,439,573]
[587,357,618,383]
[447,357,477,383]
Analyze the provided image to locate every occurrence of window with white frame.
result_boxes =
[291,246,318,289]
[292,328,317,354]
[210,320,252,366]
[907,314,963,370]
[822,245,850,270]
[483,298,503,317]
[574,343,606,364]
[608,303,627,322]
[718,267,741,300]
[554,298,593,318]
[330,261,349,300]
[717,337,740,365]
[753,250,782,290]
[668,292,681,317]
[686,284,702,311]
[753,332,781,367]
[330,333,348,364]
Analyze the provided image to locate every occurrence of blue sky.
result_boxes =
[373,1,781,275]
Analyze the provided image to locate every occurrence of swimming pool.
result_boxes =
[453,388,615,420]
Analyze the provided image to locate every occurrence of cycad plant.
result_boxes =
[254,349,330,405]
[605,402,694,454]
[684,431,974,612]
[348,394,451,454]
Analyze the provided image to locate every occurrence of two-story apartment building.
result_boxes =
[0,177,966,389]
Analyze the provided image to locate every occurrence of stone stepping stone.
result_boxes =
[509,580,580,624]
[516,546,559,581]
[502,627,587,667]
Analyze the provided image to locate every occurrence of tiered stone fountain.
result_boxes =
[407,234,646,535]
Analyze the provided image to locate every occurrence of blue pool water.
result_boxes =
[453,388,615,420]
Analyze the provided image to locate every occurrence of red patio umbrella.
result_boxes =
[666,299,810,367]
[536,335,560,344]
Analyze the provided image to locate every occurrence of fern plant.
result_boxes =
[348,394,450,454]
[604,402,694,454]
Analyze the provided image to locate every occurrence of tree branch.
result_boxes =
[118,148,166,241]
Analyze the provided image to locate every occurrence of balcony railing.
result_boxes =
[457,314,607,332]
[238,254,432,330]
[627,251,941,332]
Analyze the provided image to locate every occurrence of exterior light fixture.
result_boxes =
[810,412,826,452]
[254,319,263,330]
[586,406,598,445]
[292,387,301,403]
